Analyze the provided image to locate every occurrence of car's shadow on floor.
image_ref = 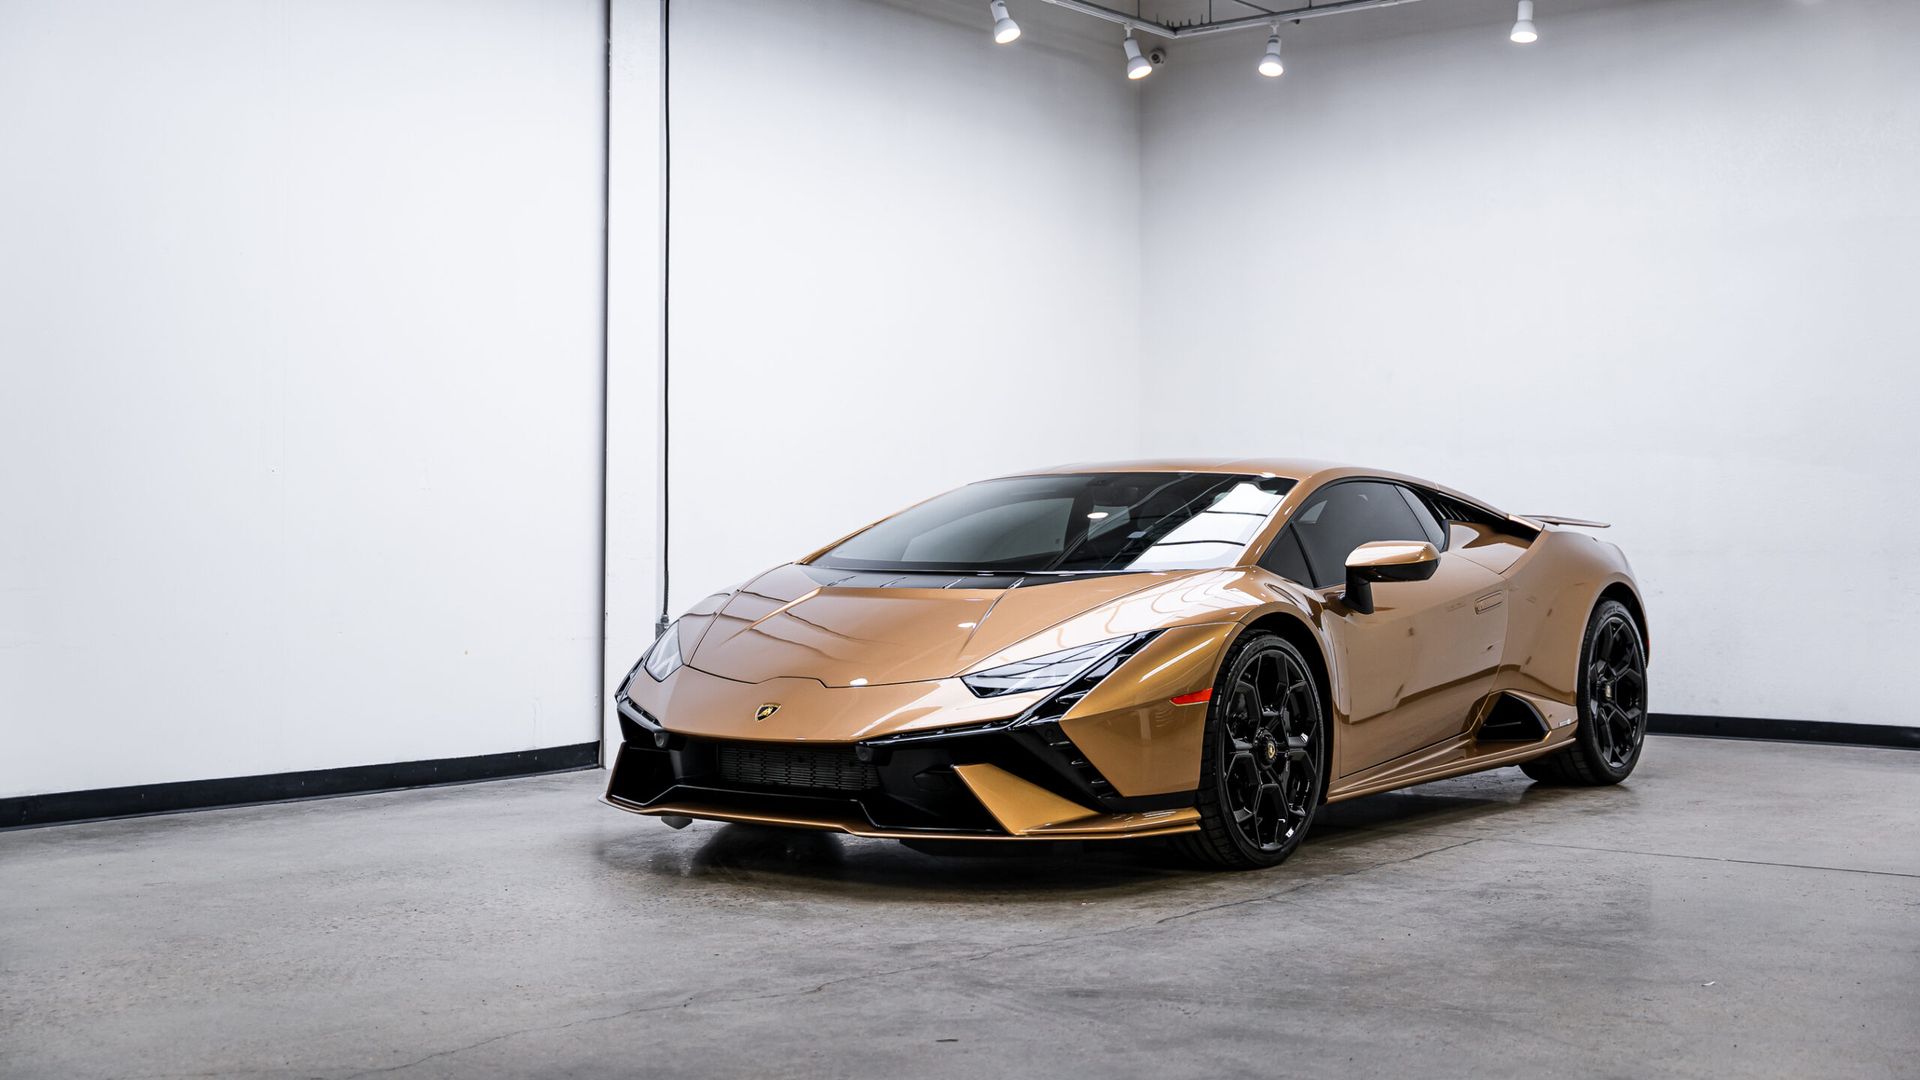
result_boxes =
[594,773,1569,900]
[599,823,1191,899]
[1317,785,1522,835]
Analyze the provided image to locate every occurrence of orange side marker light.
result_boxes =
[1169,688,1213,705]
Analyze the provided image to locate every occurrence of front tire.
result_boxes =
[1521,598,1648,786]
[1177,632,1327,870]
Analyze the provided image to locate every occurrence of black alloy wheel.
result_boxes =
[1521,598,1649,786]
[1179,633,1327,869]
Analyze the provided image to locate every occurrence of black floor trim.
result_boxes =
[1650,714,1919,751]
[1,743,601,830]
[10,714,1911,831]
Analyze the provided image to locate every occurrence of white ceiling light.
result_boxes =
[1123,28,1153,80]
[1258,29,1284,77]
[1510,0,1538,43]
[989,1,1021,44]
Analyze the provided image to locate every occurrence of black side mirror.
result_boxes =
[1343,541,1440,615]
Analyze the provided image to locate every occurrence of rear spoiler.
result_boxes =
[1520,514,1610,529]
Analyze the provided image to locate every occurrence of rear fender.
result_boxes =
[1497,531,1643,706]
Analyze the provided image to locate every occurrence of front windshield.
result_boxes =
[814,472,1295,574]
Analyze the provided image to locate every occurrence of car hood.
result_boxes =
[685,563,1216,688]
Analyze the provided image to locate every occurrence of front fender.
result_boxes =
[1057,622,1242,797]
[1056,577,1328,799]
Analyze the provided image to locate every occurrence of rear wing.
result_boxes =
[1519,514,1610,529]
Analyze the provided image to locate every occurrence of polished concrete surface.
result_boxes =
[2,735,1915,1080]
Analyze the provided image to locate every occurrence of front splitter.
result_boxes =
[603,794,1198,841]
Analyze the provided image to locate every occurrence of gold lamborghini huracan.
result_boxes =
[607,460,1649,869]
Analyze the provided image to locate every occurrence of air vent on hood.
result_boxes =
[797,565,1129,590]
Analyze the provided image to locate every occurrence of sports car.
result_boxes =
[606,459,1649,868]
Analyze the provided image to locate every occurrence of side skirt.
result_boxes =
[1325,737,1564,803]
[1326,690,1578,803]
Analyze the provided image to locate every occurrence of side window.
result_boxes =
[1258,527,1312,584]
[1397,485,1446,549]
[1291,481,1430,588]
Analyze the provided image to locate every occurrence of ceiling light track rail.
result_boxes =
[1033,0,1430,41]
[987,2,1534,84]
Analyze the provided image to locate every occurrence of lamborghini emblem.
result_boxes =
[755,703,781,722]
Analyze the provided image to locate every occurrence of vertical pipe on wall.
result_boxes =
[655,0,672,639]
[595,0,613,764]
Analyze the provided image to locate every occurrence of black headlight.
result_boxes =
[961,636,1135,698]
[870,631,1163,747]
[642,621,684,682]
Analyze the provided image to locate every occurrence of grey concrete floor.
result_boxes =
[2,736,1915,1080]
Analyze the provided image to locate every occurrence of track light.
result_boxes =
[989,1,1021,44]
[1510,0,1538,43]
[1123,28,1152,80]
[996,2,1540,85]
[1258,29,1284,77]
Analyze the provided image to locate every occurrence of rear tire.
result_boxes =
[1520,598,1648,786]
[1177,632,1328,870]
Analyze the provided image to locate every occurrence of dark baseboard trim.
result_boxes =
[1649,714,1919,751]
[8,715,1909,830]
[1,742,601,830]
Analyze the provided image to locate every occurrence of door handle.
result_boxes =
[1474,592,1504,614]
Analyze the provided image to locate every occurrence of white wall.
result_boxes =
[1137,0,1920,724]
[0,0,609,798]
[8,0,1903,803]
[652,0,1148,615]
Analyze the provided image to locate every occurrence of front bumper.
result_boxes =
[605,693,1199,841]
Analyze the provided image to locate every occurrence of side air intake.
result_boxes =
[1475,693,1550,743]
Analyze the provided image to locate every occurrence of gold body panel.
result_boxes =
[610,458,1646,840]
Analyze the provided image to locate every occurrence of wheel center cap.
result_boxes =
[1257,735,1280,765]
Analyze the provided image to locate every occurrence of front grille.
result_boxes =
[717,745,880,792]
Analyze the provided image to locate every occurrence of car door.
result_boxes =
[1277,480,1507,776]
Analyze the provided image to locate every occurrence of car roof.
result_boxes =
[1012,457,1435,490]
[1018,457,1342,481]
[1005,458,1515,520]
